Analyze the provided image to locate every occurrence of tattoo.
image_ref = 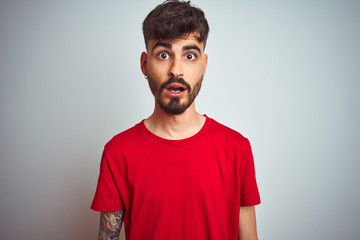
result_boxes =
[98,209,125,240]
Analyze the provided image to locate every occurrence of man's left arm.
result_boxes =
[238,206,258,240]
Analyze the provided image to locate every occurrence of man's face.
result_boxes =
[141,33,208,115]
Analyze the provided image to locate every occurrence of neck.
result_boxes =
[144,102,206,140]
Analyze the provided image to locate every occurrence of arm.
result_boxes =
[238,206,258,240]
[98,209,125,240]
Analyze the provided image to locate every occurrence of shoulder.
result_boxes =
[104,121,145,153]
[207,116,251,148]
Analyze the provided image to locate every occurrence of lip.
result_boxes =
[164,83,187,97]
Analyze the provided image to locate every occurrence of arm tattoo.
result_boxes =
[98,209,125,240]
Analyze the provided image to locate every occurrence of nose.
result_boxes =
[169,56,183,78]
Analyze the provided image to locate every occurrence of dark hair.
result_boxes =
[142,0,209,49]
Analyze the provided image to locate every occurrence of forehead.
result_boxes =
[147,33,204,52]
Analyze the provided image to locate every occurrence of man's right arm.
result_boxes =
[98,209,125,240]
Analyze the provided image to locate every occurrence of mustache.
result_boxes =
[160,76,191,92]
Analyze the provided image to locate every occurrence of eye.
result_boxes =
[186,52,196,60]
[158,52,169,60]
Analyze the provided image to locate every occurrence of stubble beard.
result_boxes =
[147,75,203,115]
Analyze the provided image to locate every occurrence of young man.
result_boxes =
[91,1,261,239]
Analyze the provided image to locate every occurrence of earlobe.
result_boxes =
[140,52,148,76]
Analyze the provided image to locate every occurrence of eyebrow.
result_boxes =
[152,42,172,52]
[182,45,202,54]
[151,42,202,54]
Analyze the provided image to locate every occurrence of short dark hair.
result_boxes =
[142,0,209,50]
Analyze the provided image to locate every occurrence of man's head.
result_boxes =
[141,1,209,115]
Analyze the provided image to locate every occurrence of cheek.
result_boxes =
[186,64,204,81]
[148,61,169,76]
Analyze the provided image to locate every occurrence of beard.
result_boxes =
[147,75,203,115]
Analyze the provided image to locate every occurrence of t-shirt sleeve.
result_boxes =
[239,139,261,206]
[90,149,126,212]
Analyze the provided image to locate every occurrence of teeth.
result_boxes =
[168,87,184,93]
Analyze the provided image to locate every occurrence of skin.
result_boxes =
[98,33,258,239]
[98,210,125,240]
[239,206,258,240]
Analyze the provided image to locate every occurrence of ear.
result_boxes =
[140,51,148,77]
[203,53,208,77]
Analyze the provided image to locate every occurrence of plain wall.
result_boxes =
[1,0,359,239]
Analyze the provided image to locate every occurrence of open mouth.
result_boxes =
[167,86,186,93]
[165,83,187,94]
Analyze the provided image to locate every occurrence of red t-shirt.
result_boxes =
[91,115,260,240]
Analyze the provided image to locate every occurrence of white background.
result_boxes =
[1,0,359,239]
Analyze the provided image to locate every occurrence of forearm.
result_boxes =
[98,209,125,240]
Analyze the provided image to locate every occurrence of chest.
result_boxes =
[124,144,237,206]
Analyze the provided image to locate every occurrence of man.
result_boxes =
[91,1,261,239]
